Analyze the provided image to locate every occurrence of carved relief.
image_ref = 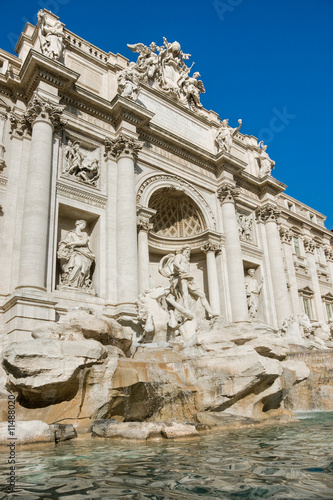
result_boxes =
[324,246,333,262]
[105,134,142,160]
[237,213,253,242]
[63,139,100,187]
[258,141,275,178]
[119,38,205,111]
[255,204,280,224]
[57,220,95,293]
[216,119,242,153]
[37,10,65,61]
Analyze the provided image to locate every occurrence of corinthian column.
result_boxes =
[217,183,249,322]
[256,203,291,327]
[137,207,156,293]
[106,134,142,306]
[201,241,221,315]
[17,92,65,291]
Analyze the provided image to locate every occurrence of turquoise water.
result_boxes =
[1,412,333,499]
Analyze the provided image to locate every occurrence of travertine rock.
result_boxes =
[0,420,76,445]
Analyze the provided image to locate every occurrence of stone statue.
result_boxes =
[64,140,100,186]
[258,141,275,178]
[237,214,253,242]
[216,119,242,153]
[57,220,95,293]
[244,269,263,319]
[117,63,140,101]
[181,72,205,109]
[37,10,65,61]
[159,245,215,319]
[125,38,205,111]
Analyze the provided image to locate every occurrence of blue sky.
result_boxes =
[1,0,332,229]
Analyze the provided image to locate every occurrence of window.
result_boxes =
[325,302,332,320]
[293,236,301,257]
[303,298,312,319]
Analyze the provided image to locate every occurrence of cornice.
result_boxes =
[56,180,107,208]
[148,229,224,254]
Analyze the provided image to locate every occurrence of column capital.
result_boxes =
[24,92,66,130]
[201,240,221,255]
[137,215,154,232]
[105,133,142,160]
[324,246,333,262]
[255,203,280,224]
[279,227,292,244]
[9,111,31,139]
[303,237,316,254]
[217,182,240,204]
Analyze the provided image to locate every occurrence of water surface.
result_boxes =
[1,412,332,499]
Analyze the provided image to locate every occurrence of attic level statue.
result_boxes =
[216,119,242,153]
[37,10,65,61]
[118,38,205,110]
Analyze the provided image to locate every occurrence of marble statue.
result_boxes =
[117,63,140,101]
[159,245,215,319]
[244,269,263,319]
[57,220,95,293]
[37,10,65,61]
[64,140,100,186]
[124,38,205,110]
[258,141,275,178]
[237,214,253,242]
[216,119,242,153]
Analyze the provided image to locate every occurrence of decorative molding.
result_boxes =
[217,183,240,204]
[9,111,31,139]
[298,286,315,298]
[56,181,107,208]
[136,173,216,230]
[255,203,280,224]
[324,246,333,262]
[237,212,253,242]
[104,133,142,160]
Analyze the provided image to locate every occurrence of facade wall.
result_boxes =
[0,11,332,337]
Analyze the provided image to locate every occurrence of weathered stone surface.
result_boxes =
[91,421,163,440]
[196,411,259,428]
[161,423,199,439]
[50,423,77,443]
[0,420,50,444]
[2,338,107,405]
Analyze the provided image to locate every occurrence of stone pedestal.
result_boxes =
[256,204,291,327]
[218,184,249,322]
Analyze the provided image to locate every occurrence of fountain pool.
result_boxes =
[1,412,332,499]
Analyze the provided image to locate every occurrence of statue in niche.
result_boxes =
[123,38,205,111]
[159,245,215,319]
[244,268,263,319]
[57,220,95,293]
[258,141,275,178]
[63,140,100,186]
[237,214,253,242]
[216,119,242,153]
[37,10,65,61]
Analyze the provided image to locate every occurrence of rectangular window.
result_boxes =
[325,303,332,320]
[293,236,301,257]
[303,298,311,319]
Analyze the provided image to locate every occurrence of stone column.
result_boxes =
[256,204,291,327]
[105,134,142,306]
[303,238,325,322]
[0,109,7,172]
[201,241,221,315]
[17,93,65,291]
[217,183,249,322]
[137,207,155,293]
[279,227,299,315]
